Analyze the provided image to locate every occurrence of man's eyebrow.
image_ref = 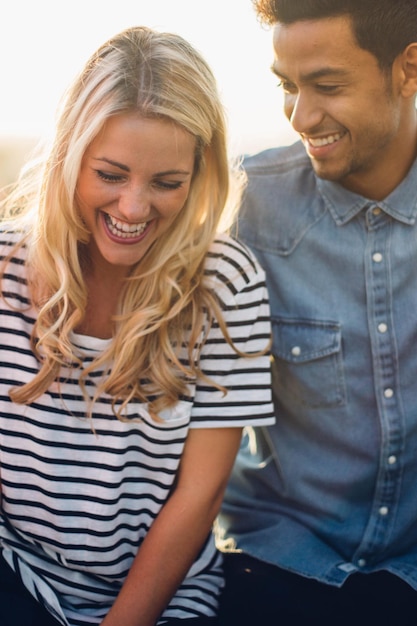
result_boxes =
[271,63,285,78]
[271,64,350,82]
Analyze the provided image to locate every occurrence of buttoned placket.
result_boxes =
[350,205,405,570]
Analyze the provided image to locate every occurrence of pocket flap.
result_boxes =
[272,318,342,363]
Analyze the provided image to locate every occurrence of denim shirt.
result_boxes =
[217,140,417,588]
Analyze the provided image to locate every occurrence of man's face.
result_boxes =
[272,16,410,198]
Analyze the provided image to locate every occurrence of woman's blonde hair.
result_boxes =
[1,26,245,419]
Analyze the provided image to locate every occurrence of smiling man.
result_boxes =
[217,1,417,624]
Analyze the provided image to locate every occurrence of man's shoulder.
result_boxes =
[238,142,326,255]
[243,141,311,177]
[241,141,318,203]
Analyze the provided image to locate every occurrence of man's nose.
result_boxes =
[285,91,323,134]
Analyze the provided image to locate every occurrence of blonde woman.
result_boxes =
[0,26,273,626]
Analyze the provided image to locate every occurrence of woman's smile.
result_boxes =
[76,111,196,274]
[102,212,151,242]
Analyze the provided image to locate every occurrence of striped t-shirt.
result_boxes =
[0,230,274,625]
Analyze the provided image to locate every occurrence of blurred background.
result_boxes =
[0,0,298,189]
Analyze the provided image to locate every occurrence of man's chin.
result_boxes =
[310,162,346,182]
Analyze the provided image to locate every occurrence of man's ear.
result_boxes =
[397,43,417,98]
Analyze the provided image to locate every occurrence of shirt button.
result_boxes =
[291,346,301,356]
[373,252,383,263]
[378,323,388,333]
[384,388,394,399]
[358,559,367,567]
[379,506,389,516]
[388,455,397,465]
[372,207,382,216]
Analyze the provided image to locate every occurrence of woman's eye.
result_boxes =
[155,180,183,190]
[96,170,124,183]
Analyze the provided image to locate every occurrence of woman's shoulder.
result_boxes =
[0,226,28,277]
[203,232,265,293]
[205,233,263,278]
[0,225,27,252]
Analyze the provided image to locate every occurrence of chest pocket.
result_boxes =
[271,318,346,409]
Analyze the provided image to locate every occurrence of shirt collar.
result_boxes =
[316,155,417,226]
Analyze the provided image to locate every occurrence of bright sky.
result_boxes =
[0,0,298,156]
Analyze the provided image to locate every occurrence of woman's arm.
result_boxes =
[100,426,242,626]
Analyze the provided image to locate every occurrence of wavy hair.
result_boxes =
[1,26,247,419]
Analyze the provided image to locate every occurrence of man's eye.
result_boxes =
[96,170,123,183]
[277,80,297,94]
[316,84,340,93]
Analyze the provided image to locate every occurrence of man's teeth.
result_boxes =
[309,133,343,147]
[106,214,147,238]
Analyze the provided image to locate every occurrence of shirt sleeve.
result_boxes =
[190,234,275,429]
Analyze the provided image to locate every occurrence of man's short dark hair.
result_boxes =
[253,0,417,68]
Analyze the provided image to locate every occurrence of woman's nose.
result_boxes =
[118,185,151,221]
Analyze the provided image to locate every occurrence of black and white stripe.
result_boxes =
[0,231,274,625]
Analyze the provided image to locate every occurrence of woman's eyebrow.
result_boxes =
[92,157,191,177]
[93,157,130,172]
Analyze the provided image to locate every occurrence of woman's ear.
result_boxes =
[397,43,417,98]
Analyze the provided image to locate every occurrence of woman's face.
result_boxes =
[76,112,196,276]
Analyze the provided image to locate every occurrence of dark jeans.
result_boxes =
[0,553,61,625]
[219,552,417,626]
[0,552,219,626]
[162,617,219,626]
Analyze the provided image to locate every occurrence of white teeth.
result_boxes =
[105,214,147,238]
[309,133,343,147]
